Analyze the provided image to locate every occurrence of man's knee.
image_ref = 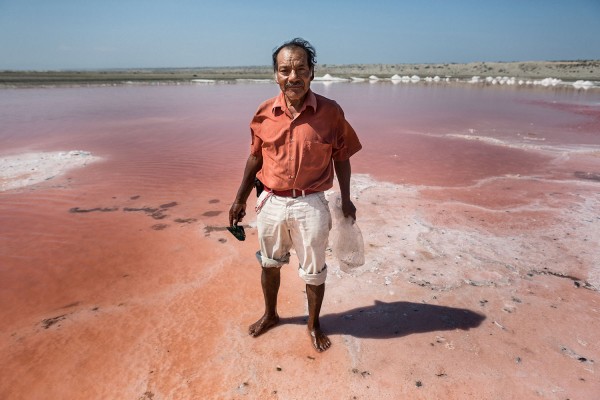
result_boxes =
[262,266,281,276]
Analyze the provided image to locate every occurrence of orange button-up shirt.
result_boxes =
[250,90,362,192]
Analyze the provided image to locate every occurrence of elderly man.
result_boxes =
[229,38,361,352]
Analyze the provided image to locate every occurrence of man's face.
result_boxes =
[275,46,313,106]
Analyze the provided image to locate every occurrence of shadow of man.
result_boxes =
[280,300,486,339]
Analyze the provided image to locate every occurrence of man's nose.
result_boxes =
[289,69,299,80]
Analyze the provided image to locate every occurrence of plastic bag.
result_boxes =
[329,194,365,272]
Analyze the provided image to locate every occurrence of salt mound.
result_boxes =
[573,80,593,89]
[313,74,348,82]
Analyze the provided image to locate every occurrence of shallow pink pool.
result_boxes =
[1,81,599,399]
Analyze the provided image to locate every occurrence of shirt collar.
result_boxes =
[272,89,317,115]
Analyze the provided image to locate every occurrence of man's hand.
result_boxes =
[229,203,247,226]
[334,159,356,221]
[341,199,356,221]
[229,154,263,227]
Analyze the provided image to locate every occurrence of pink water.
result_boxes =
[1,81,599,310]
[2,83,598,192]
[1,82,599,399]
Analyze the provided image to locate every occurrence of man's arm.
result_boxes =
[229,154,263,226]
[333,158,356,220]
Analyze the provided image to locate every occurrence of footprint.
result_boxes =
[41,314,67,329]
[204,225,228,235]
[69,207,118,213]
[202,211,222,217]
[174,218,197,224]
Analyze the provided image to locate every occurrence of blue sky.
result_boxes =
[1,0,599,70]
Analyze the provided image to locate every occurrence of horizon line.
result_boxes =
[3,59,600,73]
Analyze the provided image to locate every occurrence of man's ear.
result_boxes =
[274,72,279,83]
[310,68,314,81]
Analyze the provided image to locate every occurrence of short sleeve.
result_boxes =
[332,108,362,161]
[249,109,264,156]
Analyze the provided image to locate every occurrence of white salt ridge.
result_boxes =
[198,74,597,90]
[177,72,600,92]
[0,150,101,191]
[328,174,600,292]
[468,75,598,89]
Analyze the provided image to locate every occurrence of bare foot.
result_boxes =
[309,328,331,352]
[248,314,279,337]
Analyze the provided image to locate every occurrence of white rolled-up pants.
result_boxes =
[255,191,331,286]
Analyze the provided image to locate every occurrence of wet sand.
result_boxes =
[1,83,599,399]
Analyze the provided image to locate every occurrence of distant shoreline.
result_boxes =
[1,60,599,87]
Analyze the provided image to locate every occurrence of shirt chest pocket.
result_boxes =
[299,140,332,173]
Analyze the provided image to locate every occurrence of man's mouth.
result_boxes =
[285,83,303,89]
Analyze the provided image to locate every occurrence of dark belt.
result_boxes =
[264,186,320,198]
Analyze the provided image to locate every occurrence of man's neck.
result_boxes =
[285,94,306,118]
[286,96,305,109]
